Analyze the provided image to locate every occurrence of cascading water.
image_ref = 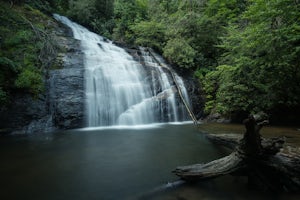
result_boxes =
[139,47,191,122]
[54,14,192,127]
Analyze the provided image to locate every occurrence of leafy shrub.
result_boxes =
[4,30,33,47]
[0,57,17,72]
[14,68,43,95]
[163,38,196,68]
[202,65,236,114]
[130,21,166,51]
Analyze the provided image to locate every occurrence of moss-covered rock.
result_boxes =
[0,2,85,134]
[0,2,60,104]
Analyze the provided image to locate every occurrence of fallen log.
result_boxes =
[173,113,300,192]
[173,152,246,180]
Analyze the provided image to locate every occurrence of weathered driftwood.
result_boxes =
[173,113,300,192]
[173,152,246,180]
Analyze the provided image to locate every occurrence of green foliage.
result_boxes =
[42,0,299,119]
[91,18,115,38]
[163,38,196,68]
[66,0,115,37]
[115,0,246,69]
[0,57,17,73]
[130,21,166,50]
[205,0,247,22]
[0,1,56,107]
[4,30,33,47]
[163,11,201,67]
[26,0,68,14]
[202,0,300,116]
[202,65,236,114]
[67,0,96,26]
[1,0,299,119]
[21,1,54,16]
[112,0,148,43]
[14,68,43,94]
[94,0,114,20]
[52,0,70,12]
[88,0,115,37]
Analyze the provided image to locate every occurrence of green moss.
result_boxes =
[0,1,57,106]
[4,30,33,47]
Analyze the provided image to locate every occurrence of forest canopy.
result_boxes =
[1,0,299,123]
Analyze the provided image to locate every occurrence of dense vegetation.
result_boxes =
[1,0,299,123]
[0,0,58,107]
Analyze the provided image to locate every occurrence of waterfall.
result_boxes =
[54,14,192,127]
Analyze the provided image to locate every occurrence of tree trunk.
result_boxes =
[173,113,300,192]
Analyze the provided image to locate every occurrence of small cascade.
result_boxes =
[144,48,197,123]
[139,47,192,122]
[54,14,192,127]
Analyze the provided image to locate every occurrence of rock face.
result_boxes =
[0,93,51,134]
[0,21,85,134]
[49,36,85,130]
[181,74,204,120]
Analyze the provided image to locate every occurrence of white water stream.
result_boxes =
[54,14,191,127]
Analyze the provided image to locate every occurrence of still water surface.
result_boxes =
[0,123,299,200]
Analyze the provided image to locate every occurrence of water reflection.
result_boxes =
[0,123,299,200]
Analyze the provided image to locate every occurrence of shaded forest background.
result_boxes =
[1,0,299,124]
